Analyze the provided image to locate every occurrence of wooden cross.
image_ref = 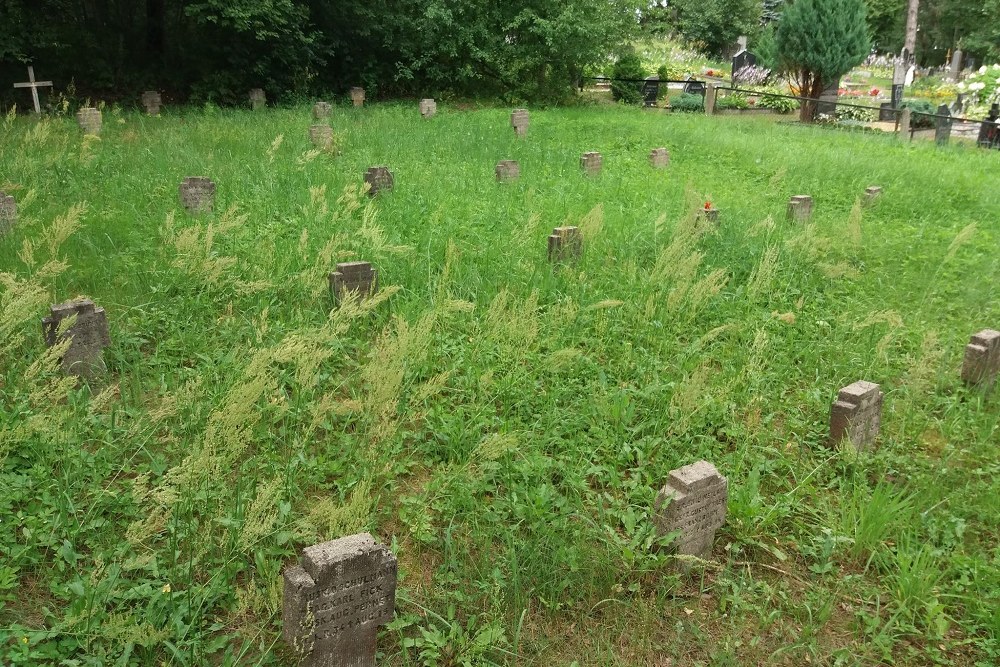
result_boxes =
[13,66,53,114]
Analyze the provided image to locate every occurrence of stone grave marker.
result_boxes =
[899,107,912,140]
[495,160,520,182]
[141,90,162,115]
[249,88,266,111]
[580,152,602,176]
[699,203,719,223]
[682,79,706,97]
[547,226,582,262]
[419,98,437,118]
[350,87,366,107]
[76,107,102,135]
[949,49,963,81]
[328,262,378,305]
[817,79,840,117]
[704,83,717,114]
[829,380,883,449]
[363,167,394,197]
[731,50,757,83]
[283,533,397,667]
[787,195,813,221]
[642,77,660,107]
[41,298,111,379]
[511,109,529,138]
[313,101,332,120]
[13,66,53,113]
[961,329,1000,386]
[864,186,883,203]
[649,148,670,168]
[310,125,334,150]
[935,105,953,145]
[179,177,216,214]
[0,191,16,234]
[654,460,728,564]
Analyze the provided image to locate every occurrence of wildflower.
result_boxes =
[21,637,28,645]
[970,82,986,92]
[979,65,988,74]
[704,201,712,210]
[870,88,880,96]
[162,583,171,594]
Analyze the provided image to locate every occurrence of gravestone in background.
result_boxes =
[179,177,216,214]
[816,80,840,117]
[935,105,953,145]
[829,380,883,449]
[310,125,333,150]
[649,148,670,168]
[683,79,706,97]
[329,262,378,305]
[350,87,366,107]
[642,77,660,107]
[654,460,728,565]
[249,88,266,110]
[363,167,394,197]
[0,191,16,234]
[786,195,813,221]
[511,109,529,138]
[313,102,332,120]
[731,50,757,83]
[961,329,1000,386]
[141,90,162,115]
[41,298,111,379]
[76,107,102,135]
[977,104,1000,149]
[580,152,602,176]
[419,98,437,118]
[949,49,963,80]
[495,160,520,182]
[283,533,397,667]
[548,226,582,262]
[864,186,883,203]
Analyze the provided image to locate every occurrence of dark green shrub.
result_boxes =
[836,104,878,122]
[671,93,705,112]
[754,89,800,113]
[611,48,646,105]
[900,99,936,128]
[717,94,750,110]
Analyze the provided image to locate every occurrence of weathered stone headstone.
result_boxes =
[649,148,670,168]
[949,49,963,81]
[731,50,757,83]
[511,109,529,138]
[76,107,102,135]
[310,125,334,150]
[642,77,660,107]
[829,380,883,449]
[899,107,912,140]
[816,80,840,117]
[786,195,813,221]
[41,298,111,379]
[141,90,162,115]
[419,98,437,118]
[495,160,520,182]
[864,186,883,203]
[249,88,266,111]
[653,460,728,564]
[179,177,216,214]
[935,104,953,145]
[0,191,16,234]
[363,167,394,197]
[547,226,582,262]
[313,102,332,120]
[580,152,602,176]
[328,262,378,305]
[961,329,1000,386]
[283,533,397,667]
[350,87,366,108]
[704,83,717,114]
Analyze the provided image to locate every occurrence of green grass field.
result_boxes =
[1,103,999,666]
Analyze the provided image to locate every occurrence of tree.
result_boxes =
[776,0,870,122]
[611,47,645,104]
[671,0,761,57]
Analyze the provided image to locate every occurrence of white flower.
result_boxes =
[979,65,988,74]
[970,82,986,91]
[957,82,967,91]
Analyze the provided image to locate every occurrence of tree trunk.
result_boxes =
[904,0,919,58]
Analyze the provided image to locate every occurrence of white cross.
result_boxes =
[13,66,53,114]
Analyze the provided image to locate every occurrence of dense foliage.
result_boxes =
[0,0,641,106]
[668,0,762,57]
[611,48,646,104]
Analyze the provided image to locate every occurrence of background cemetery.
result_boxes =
[3,1,1000,666]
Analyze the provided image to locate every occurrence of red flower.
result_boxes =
[704,201,712,210]
[870,88,879,96]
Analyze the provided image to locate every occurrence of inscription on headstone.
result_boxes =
[649,148,670,168]
[654,460,728,563]
[141,90,162,115]
[179,177,217,214]
[328,261,378,305]
[363,167,394,197]
[76,107,102,135]
[547,226,582,262]
[283,533,397,667]
[41,298,111,379]
[580,152,602,176]
[642,77,660,107]
[935,104,953,145]
[0,191,16,234]
[419,98,437,118]
[249,88,266,111]
[350,87,366,108]
[787,195,813,221]
[961,329,1000,386]
[495,160,520,182]
[829,380,883,449]
[310,125,334,150]
[313,102,332,120]
[511,109,529,138]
